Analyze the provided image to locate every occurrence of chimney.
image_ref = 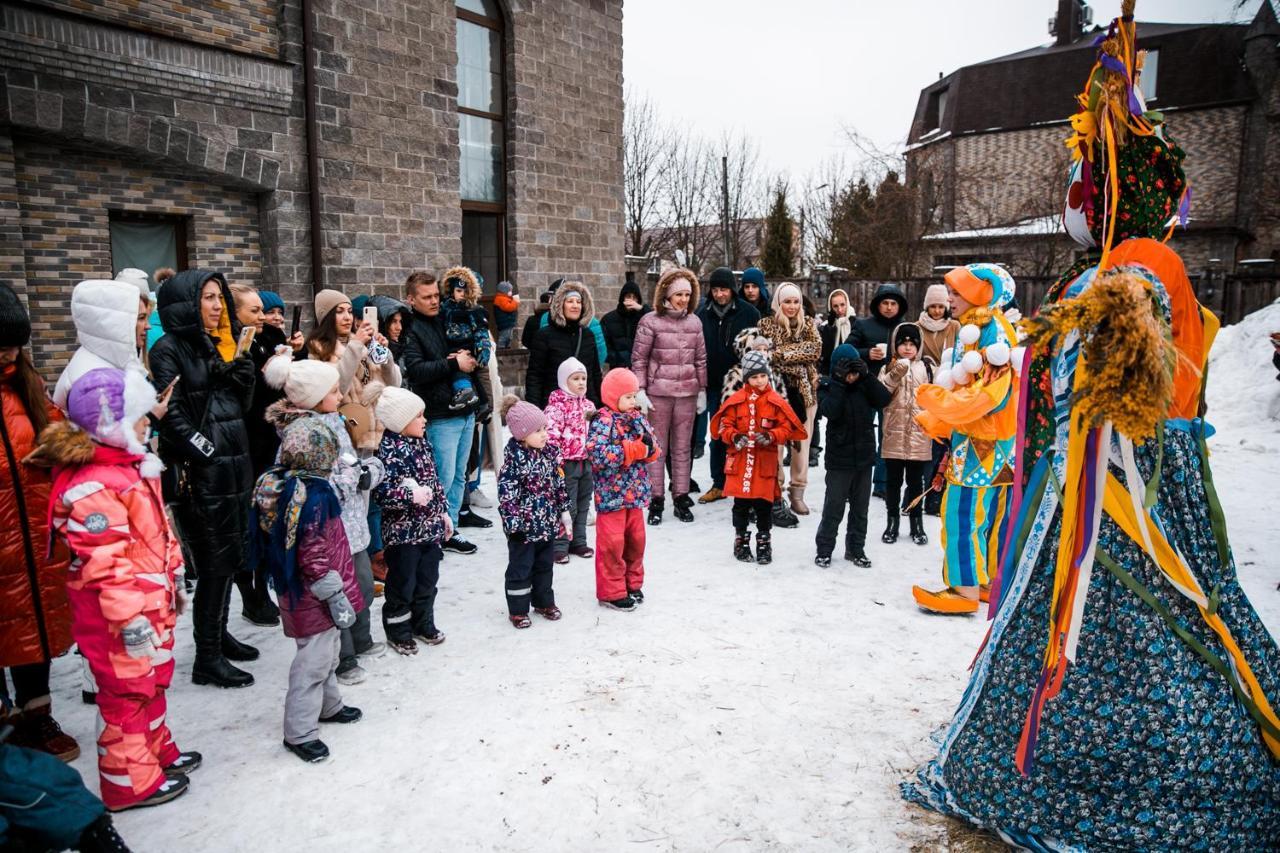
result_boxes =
[1052,0,1086,46]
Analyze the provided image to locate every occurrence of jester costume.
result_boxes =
[911,263,1020,614]
[903,5,1280,847]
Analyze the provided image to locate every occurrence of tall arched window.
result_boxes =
[456,0,506,292]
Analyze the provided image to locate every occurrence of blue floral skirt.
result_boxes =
[902,426,1280,850]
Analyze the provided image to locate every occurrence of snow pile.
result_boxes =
[1206,298,1280,445]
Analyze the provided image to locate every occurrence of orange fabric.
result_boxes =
[0,375,72,667]
[494,293,519,313]
[915,368,1014,438]
[1108,238,1205,418]
[711,385,806,501]
[943,267,993,309]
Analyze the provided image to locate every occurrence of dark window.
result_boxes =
[108,212,188,288]
[462,211,504,294]
[925,87,948,131]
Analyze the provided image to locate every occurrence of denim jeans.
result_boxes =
[428,413,475,525]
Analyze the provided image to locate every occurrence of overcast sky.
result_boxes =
[622,0,1264,184]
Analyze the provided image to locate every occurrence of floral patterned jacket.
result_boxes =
[497,438,570,540]
[586,407,659,513]
[373,430,449,548]
[544,389,595,462]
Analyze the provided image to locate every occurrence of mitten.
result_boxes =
[753,431,774,447]
[852,358,870,377]
[832,359,854,384]
[410,484,433,506]
[696,390,707,415]
[559,511,573,532]
[326,593,358,629]
[121,616,160,660]
[622,438,650,465]
[633,389,653,413]
[732,433,751,450]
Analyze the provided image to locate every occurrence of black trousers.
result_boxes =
[505,536,556,616]
[731,497,773,533]
[815,466,874,557]
[0,662,51,708]
[884,458,929,519]
[383,542,442,642]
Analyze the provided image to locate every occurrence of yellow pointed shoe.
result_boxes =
[697,486,726,504]
[912,585,980,615]
[979,584,991,603]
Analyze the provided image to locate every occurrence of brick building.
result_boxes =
[0,0,625,375]
[903,0,1280,280]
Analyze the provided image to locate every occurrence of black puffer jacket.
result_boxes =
[849,283,909,377]
[149,270,255,577]
[817,369,891,471]
[245,323,286,476]
[525,282,603,409]
[600,282,651,369]
[400,308,485,422]
[697,297,760,397]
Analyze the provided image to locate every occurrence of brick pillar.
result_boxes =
[0,131,26,296]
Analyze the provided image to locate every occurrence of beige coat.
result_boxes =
[333,337,402,452]
[917,316,959,367]
[878,357,934,461]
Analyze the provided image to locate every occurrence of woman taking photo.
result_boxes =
[758,282,821,516]
[0,283,77,759]
[150,270,258,689]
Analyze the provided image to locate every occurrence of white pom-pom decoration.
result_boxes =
[953,367,972,386]
[985,342,1011,367]
[934,368,955,390]
[940,347,955,366]
[958,323,981,346]
[1010,345,1027,373]
[960,350,984,374]
[263,351,293,390]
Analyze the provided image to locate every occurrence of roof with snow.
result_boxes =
[922,215,1064,241]
[906,7,1273,146]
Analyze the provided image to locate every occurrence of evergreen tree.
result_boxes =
[760,182,795,277]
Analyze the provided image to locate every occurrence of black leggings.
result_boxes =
[732,498,773,533]
[0,662,52,709]
[884,458,929,518]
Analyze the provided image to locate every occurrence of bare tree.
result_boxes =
[716,131,766,270]
[655,133,718,273]
[623,88,669,257]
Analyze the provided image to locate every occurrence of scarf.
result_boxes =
[831,315,851,344]
[917,311,952,333]
[252,469,340,603]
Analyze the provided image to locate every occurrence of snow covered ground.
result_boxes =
[48,304,1280,852]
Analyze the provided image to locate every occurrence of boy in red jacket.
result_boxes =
[710,351,806,565]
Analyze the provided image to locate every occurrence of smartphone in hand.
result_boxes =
[235,325,256,356]
[290,305,302,337]
[363,305,378,334]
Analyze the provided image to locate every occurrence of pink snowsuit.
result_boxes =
[51,446,185,810]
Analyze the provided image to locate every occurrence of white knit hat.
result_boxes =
[115,268,153,303]
[375,386,425,434]
[264,351,340,410]
[557,356,588,395]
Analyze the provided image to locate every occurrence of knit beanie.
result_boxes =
[830,343,861,375]
[772,282,803,314]
[352,294,370,315]
[259,290,286,314]
[893,322,922,351]
[115,268,153,304]
[314,289,350,325]
[67,367,157,456]
[501,394,547,441]
[374,386,425,434]
[665,277,692,298]
[924,284,949,310]
[601,367,639,410]
[741,350,771,381]
[497,280,514,295]
[741,267,765,288]
[0,283,31,348]
[708,266,736,293]
[264,351,340,410]
[557,357,588,395]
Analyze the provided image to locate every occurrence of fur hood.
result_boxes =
[731,326,774,360]
[653,268,701,317]
[27,421,96,468]
[549,280,595,327]
[441,265,482,307]
[264,398,317,432]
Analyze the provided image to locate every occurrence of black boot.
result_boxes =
[910,513,929,545]
[648,496,665,526]
[771,498,799,529]
[755,531,773,565]
[78,813,133,853]
[673,493,694,522]
[733,531,754,562]
[220,576,259,661]
[191,576,254,688]
[236,571,279,627]
[881,514,900,544]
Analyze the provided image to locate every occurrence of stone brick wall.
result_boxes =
[29,0,279,58]
[13,139,262,374]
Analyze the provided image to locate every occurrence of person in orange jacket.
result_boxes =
[43,367,198,811]
[493,280,520,349]
[710,350,806,565]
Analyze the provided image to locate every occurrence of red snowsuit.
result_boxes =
[50,444,184,810]
[711,385,806,502]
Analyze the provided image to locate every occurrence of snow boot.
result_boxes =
[733,531,754,562]
[698,486,726,504]
[191,577,253,688]
[8,699,80,762]
[284,739,330,763]
[448,386,480,411]
[909,514,928,546]
[106,774,189,812]
[77,814,132,853]
[164,751,202,775]
[815,554,832,568]
[673,493,694,522]
[510,614,532,629]
[320,706,363,724]
[756,531,773,565]
[845,549,872,568]
[771,498,799,529]
[648,496,665,526]
[599,596,636,611]
[789,486,810,515]
[628,589,644,604]
[881,514,900,544]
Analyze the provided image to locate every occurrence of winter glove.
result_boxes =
[410,484,433,506]
[583,402,597,421]
[222,355,258,392]
[753,431,774,447]
[696,390,707,415]
[889,359,909,377]
[121,616,160,660]
[326,593,358,629]
[633,389,653,414]
[559,511,574,533]
[622,438,650,466]
[852,358,870,377]
[732,433,751,450]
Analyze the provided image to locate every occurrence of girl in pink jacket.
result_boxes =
[544,357,595,563]
[43,367,196,811]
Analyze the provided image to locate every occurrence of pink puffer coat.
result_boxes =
[631,269,707,398]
